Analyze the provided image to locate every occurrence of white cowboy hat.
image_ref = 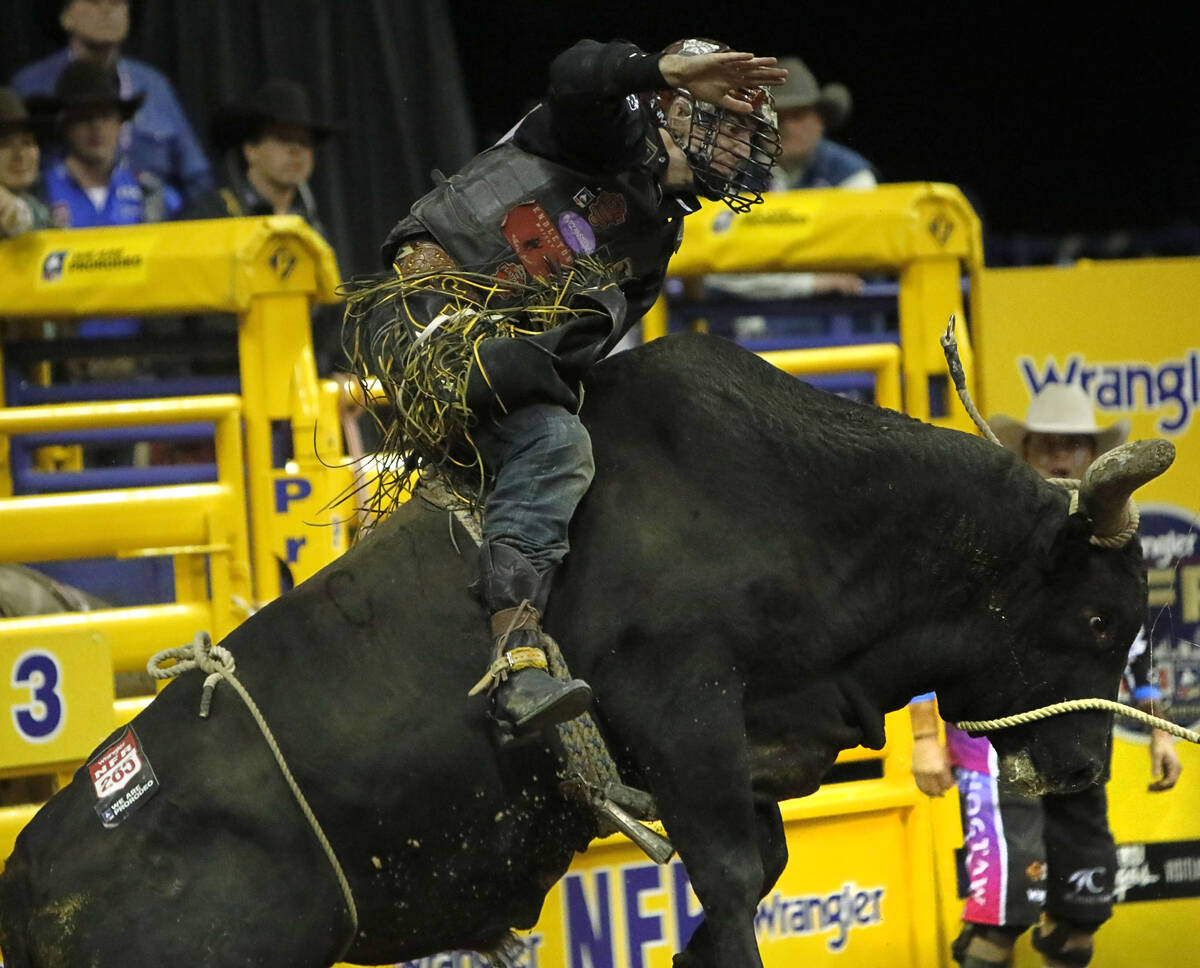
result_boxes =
[990,382,1130,456]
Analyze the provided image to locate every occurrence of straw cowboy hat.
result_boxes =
[771,57,852,128]
[991,383,1130,456]
[210,79,343,152]
[27,60,144,120]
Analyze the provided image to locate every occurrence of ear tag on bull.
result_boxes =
[86,726,160,829]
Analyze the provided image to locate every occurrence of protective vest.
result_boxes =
[386,138,686,333]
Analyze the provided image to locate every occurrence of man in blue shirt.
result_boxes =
[10,0,211,206]
[770,56,875,191]
[35,59,180,337]
[703,56,877,308]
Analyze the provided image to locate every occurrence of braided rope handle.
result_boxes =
[957,696,1199,744]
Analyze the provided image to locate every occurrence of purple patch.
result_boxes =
[557,210,596,255]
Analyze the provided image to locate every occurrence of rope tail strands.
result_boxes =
[339,257,622,520]
[957,697,1200,744]
[940,314,1001,445]
[148,632,359,956]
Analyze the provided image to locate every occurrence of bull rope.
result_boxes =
[957,698,1200,743]
[148,632,359,954]
[940,315,1001,446]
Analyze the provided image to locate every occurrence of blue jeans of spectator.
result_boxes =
[473,403,595,612]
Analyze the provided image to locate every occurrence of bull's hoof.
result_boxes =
[494,667,592,734]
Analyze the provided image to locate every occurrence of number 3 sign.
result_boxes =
[1,635,115,772]
[11,650,65,742]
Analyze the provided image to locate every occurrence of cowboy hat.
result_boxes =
[771,57,852,128]
[991,382,1130,456]
[26,60,144,120]
[0,87,40,135]
[210,79,343,152]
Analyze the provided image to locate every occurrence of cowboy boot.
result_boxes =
[485,602,592,732]
[470,543,591,733]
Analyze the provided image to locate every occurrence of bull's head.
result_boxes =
[940,438,1175,795]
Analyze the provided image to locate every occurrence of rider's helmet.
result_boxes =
[647,38,782,212]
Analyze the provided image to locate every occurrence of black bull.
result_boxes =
[0,334,1173,967]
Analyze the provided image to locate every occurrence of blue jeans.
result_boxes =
[473,404,595,612]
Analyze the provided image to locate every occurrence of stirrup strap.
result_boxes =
[468,601,546,697]
[467,647,548,696]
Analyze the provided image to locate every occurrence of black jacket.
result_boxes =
[379,40,700,413]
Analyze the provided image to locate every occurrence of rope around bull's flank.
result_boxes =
[956,697,1200,743]
[148,632,359,952]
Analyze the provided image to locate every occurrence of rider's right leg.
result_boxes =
[472,403,596,733]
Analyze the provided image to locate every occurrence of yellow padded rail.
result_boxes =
[0,215,341,317]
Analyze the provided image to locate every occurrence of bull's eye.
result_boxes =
[1088,614,1111,639]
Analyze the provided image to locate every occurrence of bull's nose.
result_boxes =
[1062,762,1101,792]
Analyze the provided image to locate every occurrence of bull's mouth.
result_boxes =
[999,751,1100,797]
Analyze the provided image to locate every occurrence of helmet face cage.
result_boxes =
[667,89,782,212]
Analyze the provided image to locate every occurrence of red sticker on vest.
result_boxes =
[501,201,575,281]
[87,726,159,828]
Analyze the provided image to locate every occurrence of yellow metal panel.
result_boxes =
[0,217,339,317]
[975,258,1200,509]
[0,394,242,434]
[647,183,984,427]
[380,793,937,968]
[0,630,114,773]
[0,604,211,674]
[0,484,234,562]
[667,183,981,276]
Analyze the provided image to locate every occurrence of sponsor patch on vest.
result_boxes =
[557,210,596,254]
[572,187,596,208]
[495,261,527,285]
[87,726,159,828]
[587,191,627,228]
[501,201,574,281]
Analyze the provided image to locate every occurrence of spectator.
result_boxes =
[770,56,874,191]
[32,60,181,340]
[705,56,876,311]
[181,79,340,232]
[35,60,180,230]
[0,87,52,238]
[10,0,212,206]
[178,78,343,375]
[909,382,1182,968]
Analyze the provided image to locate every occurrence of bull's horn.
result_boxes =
[1078,439,1175,538]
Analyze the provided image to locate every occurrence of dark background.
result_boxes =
[5,1,1198,273]
[453,3,1199,238]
